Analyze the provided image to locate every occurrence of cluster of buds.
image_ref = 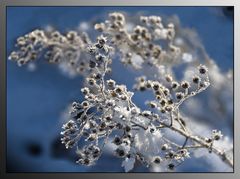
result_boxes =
[75,144,101,166]
[9,29,93,76]
[94,12,181,70]
[8,30,47,66]
[134,65,210,117]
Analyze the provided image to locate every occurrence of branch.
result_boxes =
[160,122,233,168]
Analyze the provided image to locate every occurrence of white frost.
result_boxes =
[122,157,136,172]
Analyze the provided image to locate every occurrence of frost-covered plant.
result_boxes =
[8,12,233,172]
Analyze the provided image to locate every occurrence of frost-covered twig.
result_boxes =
[8,12,233,172]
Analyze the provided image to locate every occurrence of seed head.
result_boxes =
[181,81,190,89]
[165,74,173,82]
[153,156,161,164]
[192,75,200,84]
[198,64,208,74]
[176,92,184,100]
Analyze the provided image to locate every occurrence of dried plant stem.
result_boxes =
[160,122,233,168]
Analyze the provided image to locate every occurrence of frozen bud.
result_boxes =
[153,156,161,164]
[155,91,162,97]
[81,101,89,109]
[28,35,37,43]
[81,87,90,95]
[152,82,160,91]
[115,86,123,94]
[142,110,152,117]
[163,88,170,96]
[115,147,126,158]
[167,151,174,158]
[171,81,179,90]
[153,46,162,58]
[179,149,190,158]
[105,115,112,122]
[192,75,201,84]
[140,16,148,23]
[126,133,132,139]
[9,51,19,61]
[17,58,25,66]
[82,114,88,121]
[137,76,146,82]
[160,99,167,106]
[66,31,78,41]
[181,81,190,89]
[51,31,61,39]
[134,26,142,34]
[97,35,107,46]
[29,51,37,60]
[116,13,124,21]
[131,34,139,41]
[94,23,105,32]
[165,74,173,82]
[72,101,82,109]
[91,128,97,133]
[61,136,70,144]
[149,16,161,24]
[198,64,208,74]
[116,123,123,129]
[93,149,100,158]
[126,52,132,58]
[109,12,117,20]
[156,95,162,100]
[95,54,105,62]
[212,130,223,141]
[87,134,97,141]
[63,120,75,129]
[35,30,45,38]
[106,79,116,88]
[106,99,115,107]
[82,158,90,165]
[17,36,26,46]
[148,101,157,108]
[144,51,151,58]
[87,78,96,86]
[106,67,112,74]
[199,82,207,88]
[168,23,174,29]
[131,107,139,115]
[169,45,180,53]
[168,163,175,170]
[139,84,146,91]
[89,60,96,68]
[100,121,107,129]
[176,92,184,100]
[93,73,101,80]
[205,138,212,143]
[168,99,173,105]
[66,140,75,149]
[88,45,97,54]
[149,127,156,133]
[152,113,159,119]
[145,80,152,88]
[161,144,169,151]
[110,90,118,97]
[108,123,115,129]
[165,105,173,112]
[124,125,131,132]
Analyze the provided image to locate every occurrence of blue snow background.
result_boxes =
[6,7,233,172]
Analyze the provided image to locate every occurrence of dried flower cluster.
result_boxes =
[94,12,181,70]
[8,12,233,172]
